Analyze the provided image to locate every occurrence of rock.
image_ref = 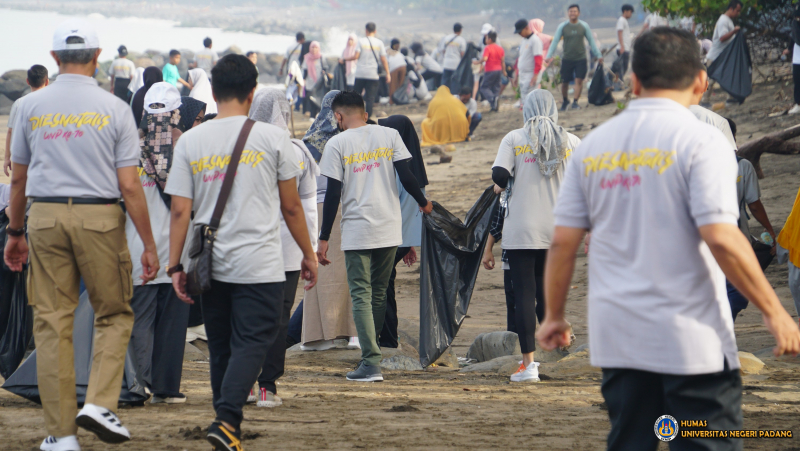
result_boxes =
[444,144,457,152]
[460,355,521,373]
[222,45,243,56]
[433,347,459,368]
[0,94,13,115]
[466,331,521,362]
[427,146,444,155]
[134,57,156,68]
[2,70,27,81]
[498,359,523,376]
[397,317,420,351]
[738,351,765,375]
[0,79,30,101]
[573,343,589,353]
[381,355,423,371]
[184,342,208,361]
[440,155,452,164]
[535,347,569,363]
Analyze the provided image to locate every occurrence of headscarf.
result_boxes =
[379,115,427,187]
[304,41,322,83]
[189,68,217,115]
[250,88,292,132]
[139,83,184,206]
[302,90,340,162]
[522,89,568,177]
[128,67,145,94]
[530,19,553,54]
[178,96,207,132]
[343,33,358,77]
[144,82,182,114]
[131,66,162,125]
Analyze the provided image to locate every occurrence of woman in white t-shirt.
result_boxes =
[411,42,443,90]
[491,90,581,383]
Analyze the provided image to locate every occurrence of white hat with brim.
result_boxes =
[481,23,494,35]
[144,82,182,114]
[52,18,100,51]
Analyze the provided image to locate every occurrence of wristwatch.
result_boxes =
[166,264,184,277]
[5,225,25,237]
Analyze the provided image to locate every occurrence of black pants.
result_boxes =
[794,64,800,104]
[286,299,303,347]
[602,363,743,451]
[353,78,379,118]
[303,95,321,118]
[506,249,546,353]
[614,51,630,79]
[479,70,503,109]
[503,270,517,333]
[379,247,411,348]
[378,75,389,100]
[257,271,301,394]
[188,301,203,327]
[128,284,190,397]
[203,280,283,429]
[113,77,131,102]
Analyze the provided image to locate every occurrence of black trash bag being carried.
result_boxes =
[331,62,348,92]
[707,33,752,103]
[419,186,498,367]
[391,75,413,105]
[448,43,479,96]
[0,210,15,338]
[0,271,32,379]
[588,62,615,106]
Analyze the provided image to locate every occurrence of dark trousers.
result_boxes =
[303,95,321,118]
[422,70,442,89]
[257,271,301,394]
[794,64,800,104]
[286,299,303,347]
[188,301,203,327]
[726,280,748,322]
[479,70,503,109]
[378,75,389,99]
[128,284,190,397]
[506,249,546,353]
[468,112,482,136]
[353,78,379,118]
[614,51,630,79]
[379,247,411,348]
[203,280,283,429]
[441,69,456,90]
[602,363,743,451]
[113,77,130,102]
[503,269,517,333]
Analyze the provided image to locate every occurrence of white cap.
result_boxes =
[144,82,182,114]
[52,19,100,51]
[481,23,494,36]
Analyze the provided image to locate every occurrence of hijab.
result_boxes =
[178,96,207,132]
[378,115,427,187]
[140,83,184,207]
[343,33,359,77]
[131,66,162,125]
[189,68,217,115]
[302,90,340,162]
[522,89,568,177]
[530,19,553,54]
[304,41,322,83]
[128,67,145,94]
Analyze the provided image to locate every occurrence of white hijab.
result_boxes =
[143,82,181,114]
[522,89,569,177]
[188,68,217,115]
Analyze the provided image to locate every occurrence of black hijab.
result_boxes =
[131,66,163,126]
[178,97,207,132]
[379,115,428,187]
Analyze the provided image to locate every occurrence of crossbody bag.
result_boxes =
[367,37,387,77]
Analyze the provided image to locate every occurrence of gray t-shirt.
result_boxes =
[737,158,760,238]
[318,124,412,251]
[111,58,136,79]
[126,171,173,285]
[164,116,301,284]
[493,128,581,249]
[707,14,735,63]
[281,140,318,272]
[416,54,443,74]
[439,34,467,70]
[554,98,740,375]
[355,37,387,80]
[11,74,140,198]
[196,48,220,77]
[7,98,20,130]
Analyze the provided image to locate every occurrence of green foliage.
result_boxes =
[640,0,755,35]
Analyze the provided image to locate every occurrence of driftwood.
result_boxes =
[738,123,800,179]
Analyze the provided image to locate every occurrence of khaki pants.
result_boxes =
[27,201,134,437]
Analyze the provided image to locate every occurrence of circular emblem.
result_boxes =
[654,415,679,442]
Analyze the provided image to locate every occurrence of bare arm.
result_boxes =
[747,200,776,240]
[482,234,497,270]
[178,78,192,89]
[617,30,625,53]
[118,166,159,284]
[3,128,11,177]
[279,178,318,289]
[3,163,29,272]
[169,195,193,303]
[700,223,800,356]
[721,27,740,43]
[381,55,391,83]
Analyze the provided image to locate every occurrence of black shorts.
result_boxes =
[560,58,588,83]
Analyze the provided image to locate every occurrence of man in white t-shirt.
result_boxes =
[513,19,544,100]
[539,28,800,450]
[110,45,136,102]
[4,64,49,177]
[438,23,467,90]
[317,91,432,382]
[166,54,318,451]
[196,37,220,78]
[615,5,634,79]
[341,23,391,119]
[702,0,743,104]
[280,32,305,77]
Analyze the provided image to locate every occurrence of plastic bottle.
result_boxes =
[761,232,774,246]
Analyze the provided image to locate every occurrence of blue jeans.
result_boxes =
[727,280,748,322]
[441,69,456,90]
[468,112,482,136]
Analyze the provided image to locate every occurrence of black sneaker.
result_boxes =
[561,100,569,111]
[346,361,384,382]
[570,101,581,110]
[207,422,243,451]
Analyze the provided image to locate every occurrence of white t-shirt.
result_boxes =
[281,140,319,272]
[388,52,407,73]
[111,58,136,79]
[689,105,736,149]
[318,125,412,251]
[455,96,477,117]
[196,48,220,77]
[439,34,467,70]
[492,128,580,249]
[126,171,173,285]
[416,54,443,74]
[616,16,632,52]
[285,43,303,69]
[355,37,387,80]
[518,34,544,81]
[736,159,760,238]
[793,44,800,65]
[553,98,740,375]
[707,14,735,63]
[645,13,669,28]
[0,184,10,211]
[164,116,301,284]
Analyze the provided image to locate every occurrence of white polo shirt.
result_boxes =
[554,98,740,375]
[111,58,136,79]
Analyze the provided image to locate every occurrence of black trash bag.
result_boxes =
[753,241,774,271]
[419,186,499,367]
[0,271,32,379]
[707,33,752,103]
[391,75,412,105]
[331,62,348,92]
[588,62,615,106]
[448,43,479,96]
[2,290,148,405]
[0,210,15,338]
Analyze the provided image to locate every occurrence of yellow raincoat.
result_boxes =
[421,86,470,146]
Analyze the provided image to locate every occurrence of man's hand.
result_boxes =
[171,271,193,304]
[545,57,554,66]
[733,26,741,33]
[140,247,160,285]
[420,200,433,214]
[536,317,573,351]
[403,247,418,267]
[338,59,344,65]
[386,73,392,84]
[493,184,503,195]
[597,57,604,66]
[301,254,318,290]
[763,309,800,357]
[482,249,495,270]
[3,158,10,177]
[4,235,28,272]
[317,240,331,266]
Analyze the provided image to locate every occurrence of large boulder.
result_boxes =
[134,57,156,69]
[0,94,13,115]
[0,79,30,101]
[466,331,521,362]
[738,351,765,375]
[2,70,28,81]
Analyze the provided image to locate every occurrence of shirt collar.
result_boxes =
[625,98,696,119]
[55,74,99,86]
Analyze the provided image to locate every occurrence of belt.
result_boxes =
[32,197,119,205]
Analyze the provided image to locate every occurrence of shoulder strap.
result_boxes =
[446,35,459,47]
[209,118,255,229]
[368,37,381,65]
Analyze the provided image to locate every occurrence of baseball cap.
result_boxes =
[481,23,494,36]
[143,82,182,114]
[52,19,100,51]
[514,19,529,34]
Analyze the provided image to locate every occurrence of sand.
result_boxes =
[1,68,800,450]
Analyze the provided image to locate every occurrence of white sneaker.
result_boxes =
[379,96,390,104]
[41,436,80,451]
[510,361,540,383]
[347,336,361,350]
[186,325,207,342]
[247,386,258,403]
[256,387,283,408]
[789,104,800,115]
[75,404,131,444]
[300,339,336,351]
